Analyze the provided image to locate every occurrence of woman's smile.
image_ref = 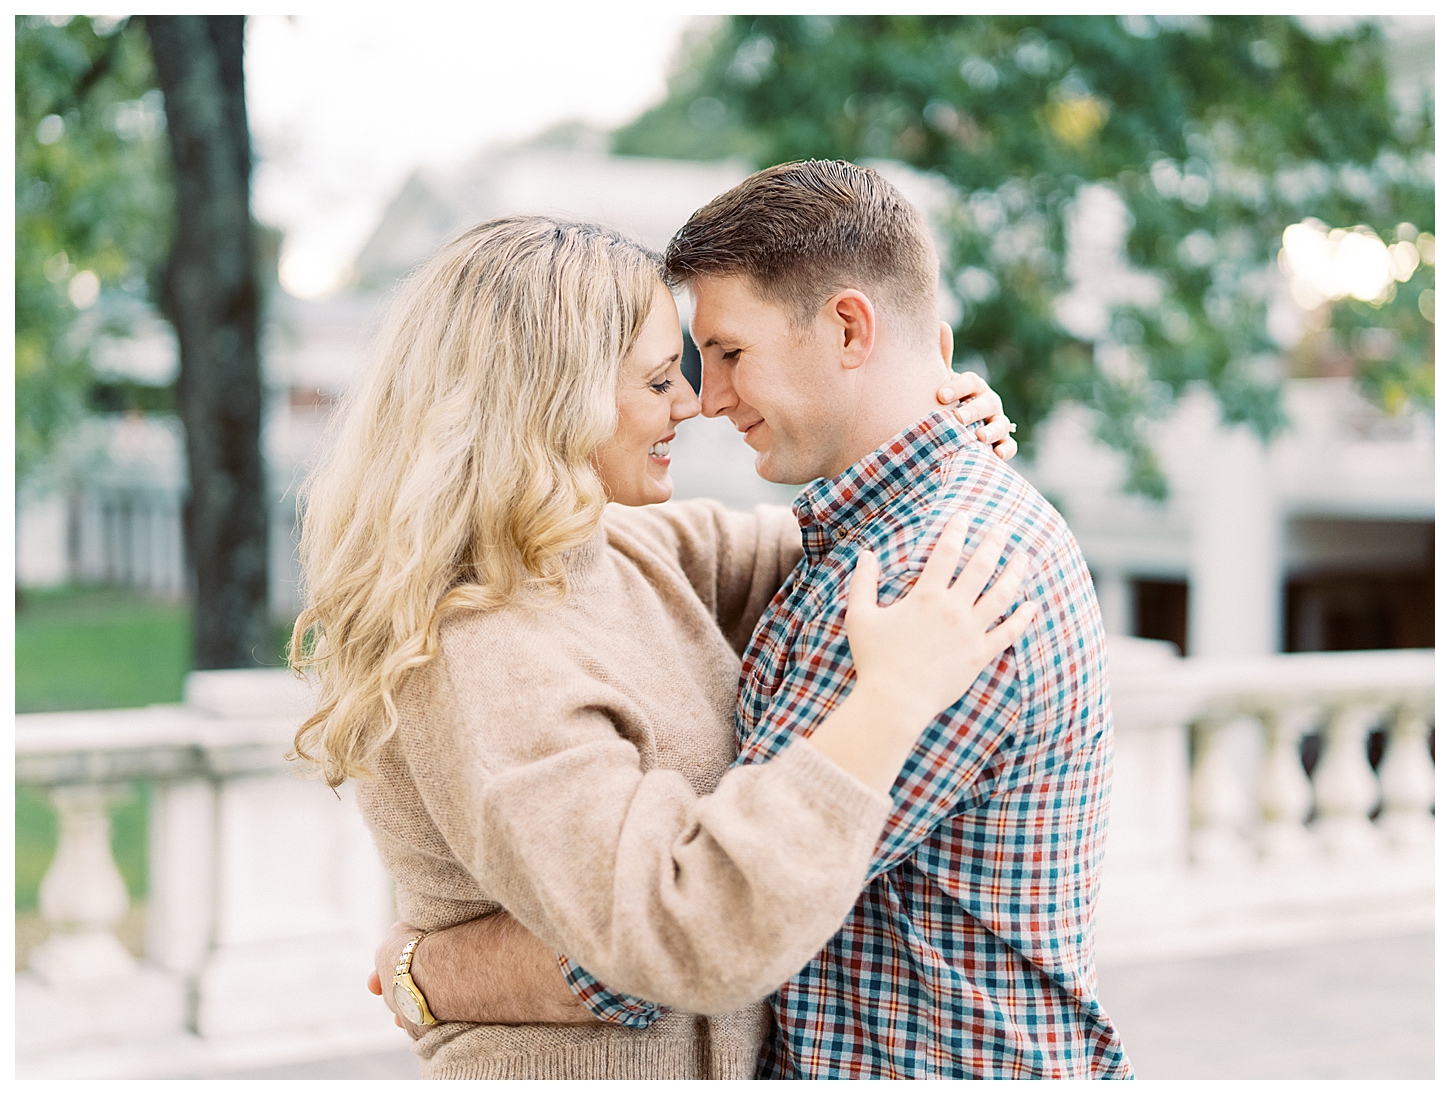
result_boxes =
[594,281,700,505]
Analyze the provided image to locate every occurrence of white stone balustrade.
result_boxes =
[1098,639,1435,963]
[29,784,138,984]
[1254,704,1318,862]
[15,671,402,1080]
[1377,700,1436,852]
[14,649,1434,1077]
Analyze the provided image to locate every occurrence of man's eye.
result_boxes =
[722,349,742,361]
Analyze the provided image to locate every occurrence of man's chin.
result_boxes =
[753,449,815,486]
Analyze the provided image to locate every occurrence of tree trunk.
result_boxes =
[145,16,269,669]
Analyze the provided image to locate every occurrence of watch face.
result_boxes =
[394,981,424,1025]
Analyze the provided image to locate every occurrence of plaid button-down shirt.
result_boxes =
[562,411,1130,1079]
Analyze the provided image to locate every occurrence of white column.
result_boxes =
[1256,705,1318,861]
[148,497,168,592]
[130,494,149,589]
[1189,423,1281,657]
[27,785,136,984]
[18,782,190,1058]
[1189,715,1259,865]
[195,772,397,1040]
[1093,565,1131,636]
[1376,701,1435,852]
[146,778,218,992]
[16,494,70,588]
[165,495,187,597]
[1311,703,1384,857]
[76,491,105,582]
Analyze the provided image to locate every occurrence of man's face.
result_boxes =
[689,275,852,485]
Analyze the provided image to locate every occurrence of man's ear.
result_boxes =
[938,321,953,370]
[827,289,876,370]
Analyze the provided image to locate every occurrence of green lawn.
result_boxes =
[16,586,194,713]
[15,585,294,910]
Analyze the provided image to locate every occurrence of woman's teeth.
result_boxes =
[650,441,671,458]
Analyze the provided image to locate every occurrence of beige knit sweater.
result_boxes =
[354,499,893,1080]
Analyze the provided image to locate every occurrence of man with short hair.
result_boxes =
[371,160,1129,1080]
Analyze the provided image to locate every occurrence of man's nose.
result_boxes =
[699,358,735,419]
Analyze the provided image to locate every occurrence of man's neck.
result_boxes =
[829,357,953,477]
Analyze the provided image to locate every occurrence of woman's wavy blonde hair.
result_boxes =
[290,216,663,787]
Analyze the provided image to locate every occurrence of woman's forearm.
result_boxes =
[461,735,891,1016]
[399,692,918,1028]
[804,682,935,797]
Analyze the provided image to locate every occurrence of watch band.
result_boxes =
[393,931,439,1026]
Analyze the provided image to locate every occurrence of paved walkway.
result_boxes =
[217,930,1433,1080]
[1097,929,1433,1080]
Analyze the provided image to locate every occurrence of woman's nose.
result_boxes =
[673,384,702,424]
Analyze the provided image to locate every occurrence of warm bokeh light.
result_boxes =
[278,249,345,300]
[1279,219,1431,310]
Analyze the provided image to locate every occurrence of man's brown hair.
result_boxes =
[664,159,940,338]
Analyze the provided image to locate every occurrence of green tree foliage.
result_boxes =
[616,15,1434,497]
[15,14,172,489]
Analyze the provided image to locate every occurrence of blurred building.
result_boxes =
[16,130,1433,659]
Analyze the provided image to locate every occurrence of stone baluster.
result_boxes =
[1255,704,1319,861]
[1310,702,1385,857]
[26,785,137,984]
[1376,700,1435,852]
[1189,714,1257,866]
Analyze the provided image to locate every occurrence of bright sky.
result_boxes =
[244,12,702,298]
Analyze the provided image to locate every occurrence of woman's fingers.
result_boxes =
[919,513,977,589]
[937,371,988,405]
[846,547,882,618]
[936,374,1018,464]
[941,523,1007,600]
[957,390,1004,427]
[975,413,1012,444]
[985,601,1039,653]
[973,553,1030,621]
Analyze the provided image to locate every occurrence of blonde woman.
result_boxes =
[292,216,1032,1079]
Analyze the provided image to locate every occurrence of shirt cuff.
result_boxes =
[557,954,670,1028]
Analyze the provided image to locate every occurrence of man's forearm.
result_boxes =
[406,914,603,1026]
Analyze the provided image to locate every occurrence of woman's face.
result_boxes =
[594,282,701,507]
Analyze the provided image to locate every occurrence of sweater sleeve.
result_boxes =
[605,500,804,654]
[400,642,890,1017]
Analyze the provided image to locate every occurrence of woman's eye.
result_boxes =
[650,378,674,394]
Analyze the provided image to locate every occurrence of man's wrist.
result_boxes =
[406,931,437,1007]
[393,931,440,1026]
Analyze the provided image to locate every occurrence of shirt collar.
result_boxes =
[793,410,971,560]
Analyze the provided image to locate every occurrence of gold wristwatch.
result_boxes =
[392,931,439,1026]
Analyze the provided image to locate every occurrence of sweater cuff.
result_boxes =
[766,737,893,830]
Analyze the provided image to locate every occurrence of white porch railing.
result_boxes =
[14,646,1435,1078]
[1097,639,1434,963]
[15,671,402,1081]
